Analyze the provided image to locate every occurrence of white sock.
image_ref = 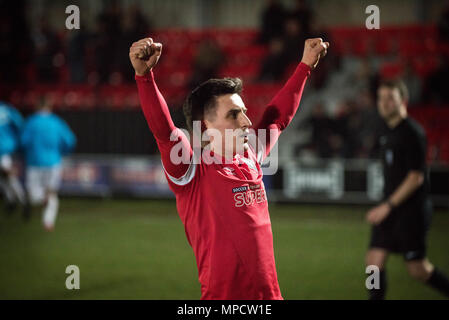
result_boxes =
[43,194,59,229]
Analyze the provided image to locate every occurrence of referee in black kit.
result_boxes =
[365,79,449,300]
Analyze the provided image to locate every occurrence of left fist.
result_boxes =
[366,203,391,225]
[301,38,329,70]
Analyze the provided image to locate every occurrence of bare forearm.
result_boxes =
[388,171,424,207]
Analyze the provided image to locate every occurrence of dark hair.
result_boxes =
[183,77,243,135]
[379,79,409,102]
[37,94,52,110]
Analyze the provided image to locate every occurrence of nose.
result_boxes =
[240,112,252,129]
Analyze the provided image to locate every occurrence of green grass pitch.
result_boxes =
[0,199,448,299]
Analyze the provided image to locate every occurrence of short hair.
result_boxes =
[378,79,409,102]
[37,94,52,110]
[183,77,243,134]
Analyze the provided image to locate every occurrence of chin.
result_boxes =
[240,143,249,153]
[379,111,390,121]
[233,143,248,155]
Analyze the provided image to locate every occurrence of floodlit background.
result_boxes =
[0,0,448,299]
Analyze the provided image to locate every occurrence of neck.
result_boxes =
[210,144,236,160]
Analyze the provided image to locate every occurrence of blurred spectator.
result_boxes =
[67,26,90,83]
[282,17,307,65]
[31,18,61,83]
[345,90,379,158]
[21,96,76,231]
[353,58,374,91]
[258,17,306,82]
[401,61,422,107]
[258,0,286,44]
[258,38,286,82]
[93,1,124,83]
[92,3,152,84]
[0,0,32,84]
[305,102,336,158]
[305,96,379,159]
[289,0,314,36]
[189,39,225,89]
[331,101,351,158]
[437,1,449,43]
[424,55,449,105]
[0,101,26,212]
[307,17,334,89]
[350,57,380,102]
[98,0,123,35]
[119,5,152,82]
[123,4,151,40]
[92,15,112,84]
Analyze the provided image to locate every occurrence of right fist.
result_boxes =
[129,37,163,76]
[300,38,329,70]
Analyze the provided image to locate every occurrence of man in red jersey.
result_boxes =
[129,36,329,300]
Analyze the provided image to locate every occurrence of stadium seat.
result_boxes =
[380,61,403,79]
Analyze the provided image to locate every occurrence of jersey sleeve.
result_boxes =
[405,127,427,172]
[253,62,311,163]
[135,71,193,182]
[20,119,32,149]
[58,118,77,155]
[7,106,24,135]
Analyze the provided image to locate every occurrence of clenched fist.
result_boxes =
[129,37,163,76]
[301,38,330,70]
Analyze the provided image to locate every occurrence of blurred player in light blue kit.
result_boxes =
[0,101,26,211]
[21,97,76,231]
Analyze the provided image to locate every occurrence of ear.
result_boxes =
[403,98,409,108]
[201,119,208,132]
[201,119,213,147]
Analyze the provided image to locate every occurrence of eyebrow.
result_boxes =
[226,107,247,117]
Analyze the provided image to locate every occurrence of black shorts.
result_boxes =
[369,200,432,261]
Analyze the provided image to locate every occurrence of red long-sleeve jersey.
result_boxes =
[136,62,311,299]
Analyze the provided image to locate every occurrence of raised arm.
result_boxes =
[254,38,329,161]
[130,38,192,179]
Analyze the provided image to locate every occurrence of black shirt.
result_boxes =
[378,117,429,211]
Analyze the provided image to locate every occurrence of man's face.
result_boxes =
[204,93,252,157]
[377,86,404,121]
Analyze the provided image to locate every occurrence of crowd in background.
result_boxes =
[258,0,320,81]
[0,0,448,161]
[0,0,152,85]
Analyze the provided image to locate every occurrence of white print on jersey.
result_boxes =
[234,185,267,207]
[386,149,393,166]
[223,167,236,175]
[240,157,258,172]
